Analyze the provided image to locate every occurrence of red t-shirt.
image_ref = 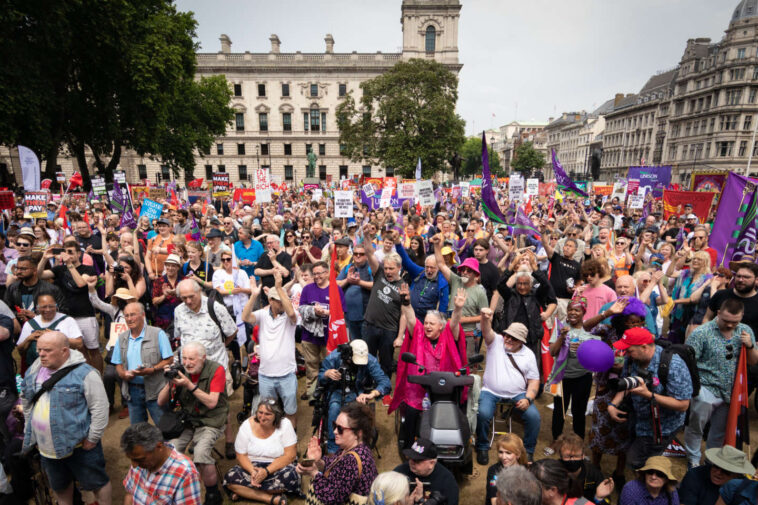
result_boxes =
[190,366,225,393]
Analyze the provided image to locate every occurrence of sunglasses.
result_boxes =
[332,421,353,435]
[16,242,31,247]
[726,343,734,361]
[615,241,626,246]
[645,470,667,479]
[221,258,232,262]
[353,252,365,257]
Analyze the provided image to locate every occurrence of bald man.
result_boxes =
[597,275,658,336]
[20,331,111,505]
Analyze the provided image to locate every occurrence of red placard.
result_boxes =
[0,191,14,210]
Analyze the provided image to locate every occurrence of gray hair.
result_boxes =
[182,341,207,358]
[124,301,145,315]
[121,422,163,453]
[497,466,542,505]
[514,271,533,286]
[368,471,410,505]
[178,278,202,294]
[383,252,402,268]
[424,310,447,326]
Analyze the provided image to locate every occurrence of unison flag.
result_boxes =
[725,345,750,450]
[112,181,137,229]
[327,245,349,352]
[730,182,757,265]
[552,149,588,197]
[480,132,509,224]
[189,213,202,242]
[710,172,758,265]
[505,203,541,240]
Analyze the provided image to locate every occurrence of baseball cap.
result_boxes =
[267,288,282,302]
[441,246,454,256]
[156,218,171,226]
[349,339,369,365]
[613,327,654,350]
[402,438,438,461]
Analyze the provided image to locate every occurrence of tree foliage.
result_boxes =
[336,58,465,179]
[0,0,233,188]
[459,137,502,177]
[510,141,546,174]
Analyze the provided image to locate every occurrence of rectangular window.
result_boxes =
[727,89,743,105]
[281,83,290,97]
[319,165,327,181]
[751,88,758,103]
[283,113,292,131]
[339,144,346,155]
[310,84,318,97]
[259,113,268,132]
[717,141,734,157]
[319,144,326,156]
[305,144,312,154]
[238,164,248,180]
[218,164,226,173]
[138,164,148,180]
[746,115,753,131]
[217,143,224,155]
[284,143,292,155]
[237,143,245,155]
[233,83,242,97]
[304,112,309,131]
[339,84,347,96]
[310,109,320,131]
[258,84,266,97]
[738,48,747,60]
[362,165,371,177]
[740,141,748,157]
[321,112,327,132]
[261,143,269,156]
[284,165,293,181]
[235,113,244,131]
[339,165,348,179]
[386,166,395,177]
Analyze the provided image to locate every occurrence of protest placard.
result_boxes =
[612,181,627,201]
[416,180,434,206]
[399,182,415,200]
[334,191,353,217]
[311,189,323,202]
[113,170,126,184]
[362,183,375,198]
[56,172,66,183]
[25,191,49,217]
[139,198,163,222]
[379,187,393,208]
[460,182,470,198]
[628,194,645,209]
[526,179,539,196]
[212,172,230,196]
[509,177,524,201]
[255,169,270,191]
[627,179,640,195]
[256,189,271,203]
[91,177,107,196]
[0,192,14,210]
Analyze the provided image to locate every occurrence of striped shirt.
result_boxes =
[123,446,201,505]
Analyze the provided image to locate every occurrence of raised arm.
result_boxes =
[362,225,380,273]
[398,283,417,335]
[480,307,496,346]
[450,288,466,342]
[274,270,297,324]
[430,233,452,281]
[241,276,261,326]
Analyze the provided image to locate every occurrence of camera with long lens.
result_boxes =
[164,362,187,380]
[609,369,653,391]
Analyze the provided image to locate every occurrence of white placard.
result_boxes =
[416,180,435,206]
[628,194,645,209]
[334,191,353,218]
[312,189,323,201]
[509,178,524,201]
[399,182,415,200]
[460,182,470,198]
[256,188,271,203]
[255,169,270,191]
[379,187,393,208]
[114,170,126,184]
[612,181,627,201]
[526,178,539,196]
[362,183,375,198]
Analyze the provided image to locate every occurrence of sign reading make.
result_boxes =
[212,172,231,196]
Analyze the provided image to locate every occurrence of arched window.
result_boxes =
[425,25,436,52]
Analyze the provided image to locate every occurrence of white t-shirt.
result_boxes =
[254,308,300,377]
[18,313,83,347]
[234,417,297,463]
[482,333,539,399]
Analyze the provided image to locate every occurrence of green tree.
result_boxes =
[459,136,502,178]
[0,0,234,189]
[336,58,465,179]
[510,141,545,175]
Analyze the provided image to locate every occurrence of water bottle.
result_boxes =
[15,374,22,394]
[422,394,431,411]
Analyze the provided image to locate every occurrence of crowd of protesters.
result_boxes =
[0,180,756,505]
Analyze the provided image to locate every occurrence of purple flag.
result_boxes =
[711,173,758,265]
[546,320,568,386]
[552,149,588,197]
[505,203,541,240]
[480,132,509,224]
[731,184,758,264]
[111,181,137,229]
[189,213,202,242]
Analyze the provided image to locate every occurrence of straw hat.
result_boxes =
[637,456,677,482]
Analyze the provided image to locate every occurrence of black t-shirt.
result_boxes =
[255,251,292,289]
[0,315,15,391]
[549,254,581,299]
[575,461,606,501]
[364,267,402,332]
[77,232,104,271]
[51,264,97,317]
[394,462,459,505]
[485,462,503,505]
[478,260,500,302]
[708,289,758,334]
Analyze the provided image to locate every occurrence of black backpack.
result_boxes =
[657,340,701,398]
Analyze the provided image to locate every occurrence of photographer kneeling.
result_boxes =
[317,339,391,454]
[157,341,229,505]
[607,328,693,469]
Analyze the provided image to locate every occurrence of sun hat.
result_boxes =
[503,322,528,344]
[456,257,481,276]
[705,446,756,475]
[637,456,676,481]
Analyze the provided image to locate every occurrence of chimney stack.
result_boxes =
[614,93,624,106]
[325,34,334,53]
[270,34,281,54]
[219,34,232,54]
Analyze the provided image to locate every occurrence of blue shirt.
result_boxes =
[234,239,264,277]
[337,262,373,322]
[111,325,173,384]
[625,345,693,437]
[720,478,758,505]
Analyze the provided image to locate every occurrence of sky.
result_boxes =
[175,0,737,136]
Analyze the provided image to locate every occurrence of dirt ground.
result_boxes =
[96,367,707,505]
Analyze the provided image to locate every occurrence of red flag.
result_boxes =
[83,210,90,224]
[540,322,554,382]
[188,178,203,189]
[69,172,83,190]
[725,346,750,449]
[40,179,52,190]
[58,205,69,230]
[169,188,179,207]
[327,245,348,352]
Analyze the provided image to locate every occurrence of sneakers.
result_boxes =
[476,449,489,465]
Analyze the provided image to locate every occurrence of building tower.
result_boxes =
[401,0,461,65]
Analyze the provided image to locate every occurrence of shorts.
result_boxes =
[74,316,100,349]
[40,442,110,492]
[171,426,224,465]
[258,373,298,415]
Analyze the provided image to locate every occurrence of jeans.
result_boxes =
[362,322,396,379]
[258,373,298,415]
[346,319,364,342]
[127,383,165,425]
[684,386,729,466]
[476,390,540,455]
[326,391,357,453]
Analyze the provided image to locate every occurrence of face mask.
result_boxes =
[460,276,470,284]
[560,459,583,473]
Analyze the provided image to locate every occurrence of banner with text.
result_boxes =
[662,190,715,223]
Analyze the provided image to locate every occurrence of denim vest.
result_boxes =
[22,361,95,457]
[118,325,168,401]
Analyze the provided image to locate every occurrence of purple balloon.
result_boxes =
[576,339,615,373]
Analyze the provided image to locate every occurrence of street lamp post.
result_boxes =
[746,113,758,176]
